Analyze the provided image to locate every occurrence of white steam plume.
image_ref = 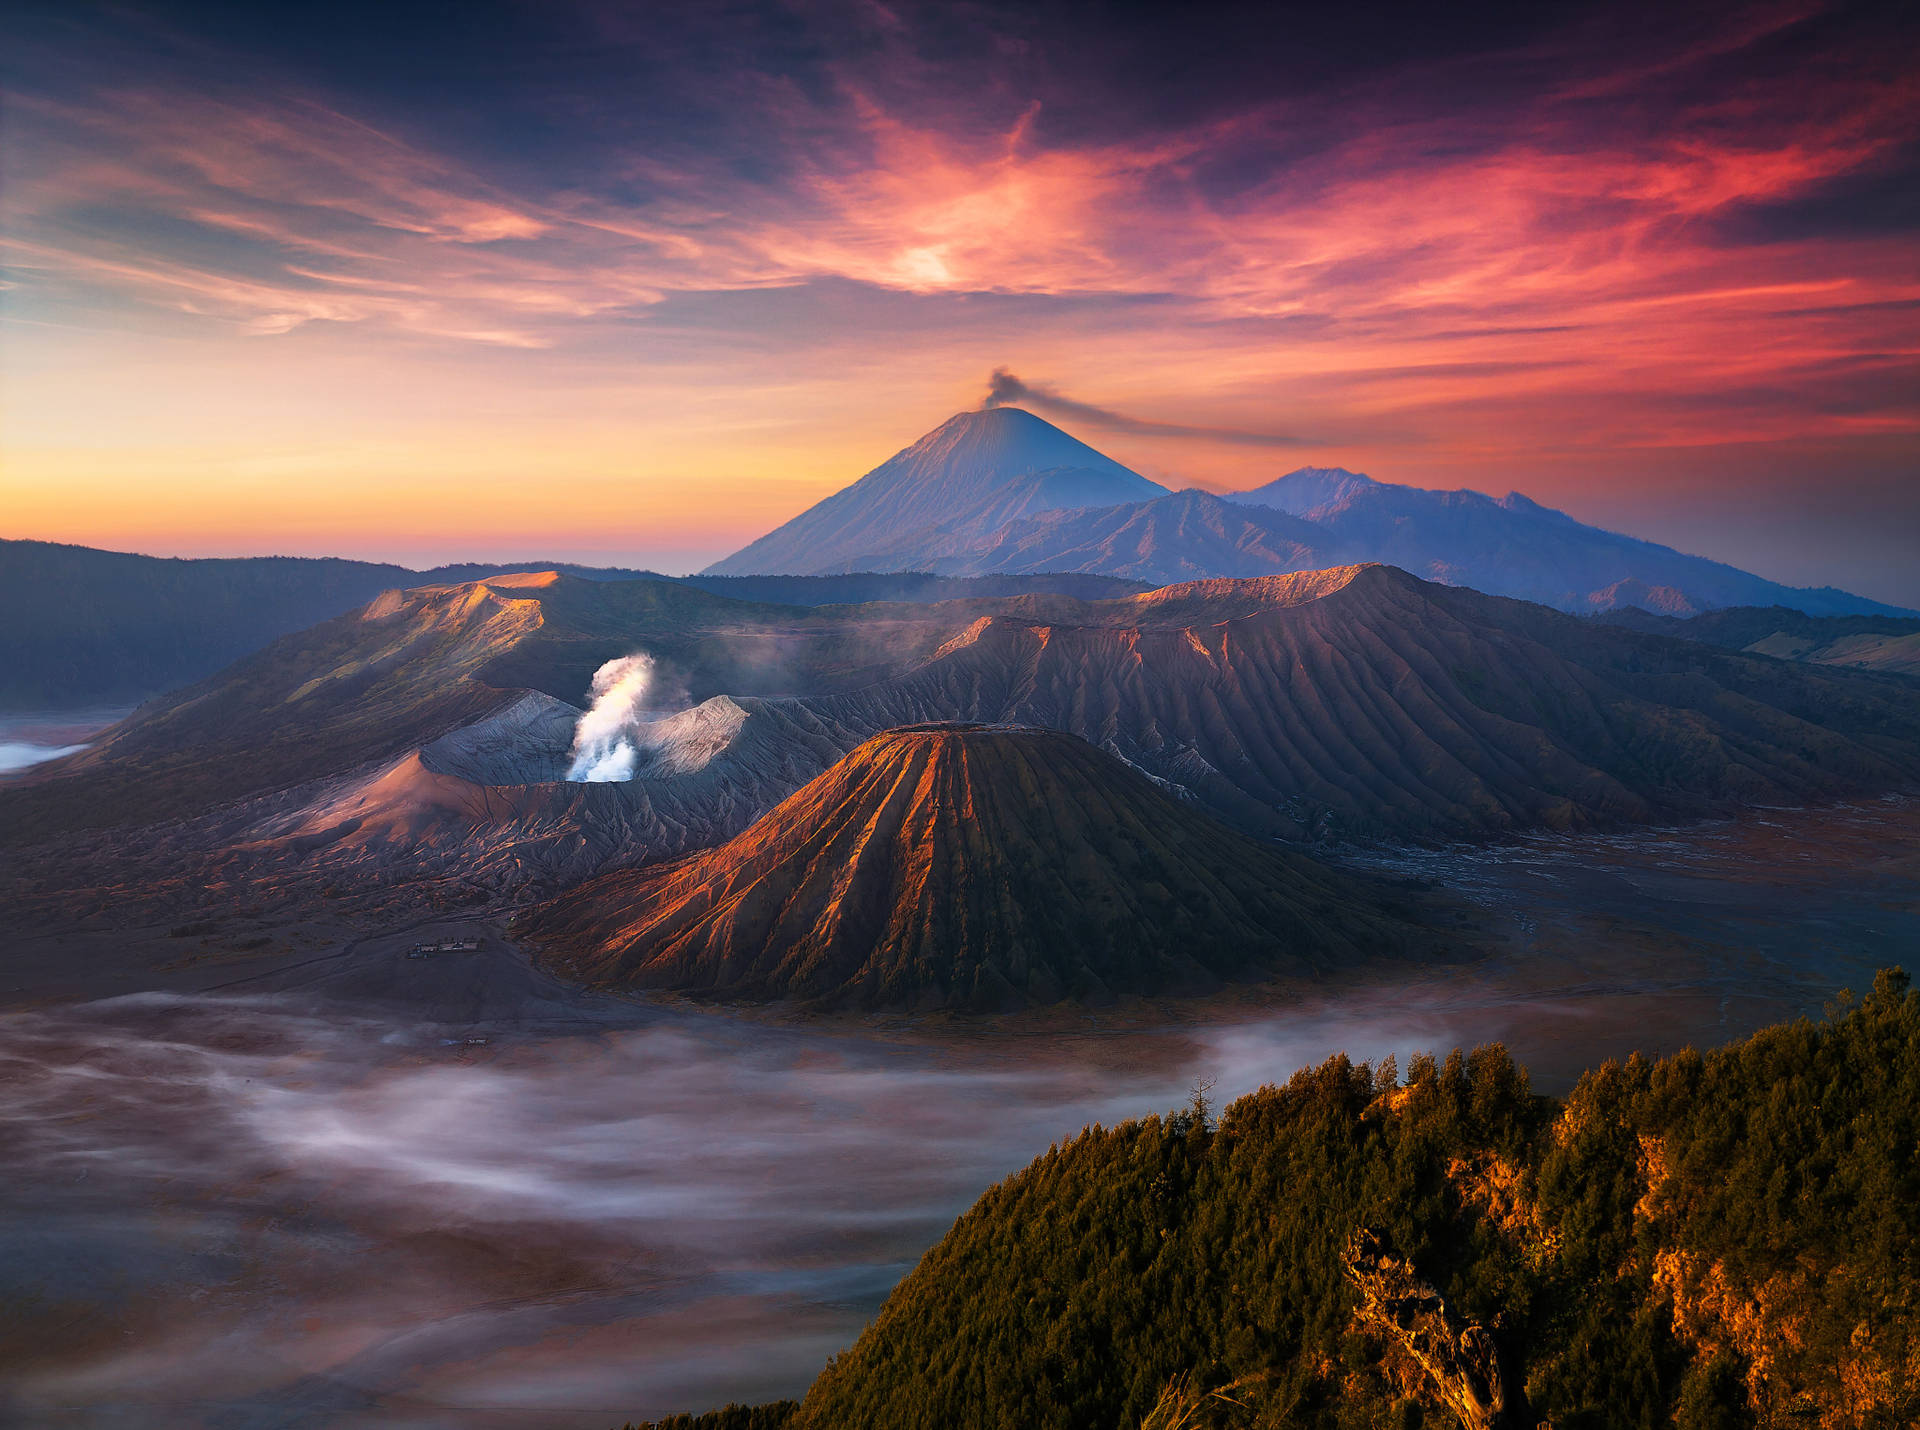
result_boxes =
[567,654,656,782]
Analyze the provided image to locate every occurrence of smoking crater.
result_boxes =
[566,654,656,782]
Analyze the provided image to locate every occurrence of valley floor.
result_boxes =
[1,795,1915,1427]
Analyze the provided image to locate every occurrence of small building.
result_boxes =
[406,938,482,957]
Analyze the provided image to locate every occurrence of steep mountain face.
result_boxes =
[812,564,1920,841]
[1599,604,1920,677]
[0,539,706,712]
[518,724,1417,1009]
[664,970,1920,1430]
[701,408,1168,576]
[1226,471,1910,618]
[682,571,1150,606]
[0,572,968,842]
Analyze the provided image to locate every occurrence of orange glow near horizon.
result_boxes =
[3,4,1917,599]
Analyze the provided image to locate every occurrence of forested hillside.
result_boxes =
[629,969,1919,1429]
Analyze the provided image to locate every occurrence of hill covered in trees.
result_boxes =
[628,969,1919,1429]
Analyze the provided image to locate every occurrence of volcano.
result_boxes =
[519,724,1416,1009]
[704,408,1906,617]
[702,407,1168,576]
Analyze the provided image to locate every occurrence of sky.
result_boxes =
[3,0,1916,602]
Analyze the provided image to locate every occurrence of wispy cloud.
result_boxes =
[9,11,1916,378]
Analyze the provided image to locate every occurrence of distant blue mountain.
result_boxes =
[701,407,1169,576]
[1222,468,1910,618]
[708,411,1911,619]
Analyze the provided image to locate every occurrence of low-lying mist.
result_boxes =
[6,796,1911,1428]
[0,980,1594,1429]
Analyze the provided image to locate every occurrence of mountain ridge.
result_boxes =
[703,413,1910,619]
[0,537,1146,711]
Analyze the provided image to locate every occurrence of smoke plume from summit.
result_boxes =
[567,654,656,782]
[984,369,1306,447]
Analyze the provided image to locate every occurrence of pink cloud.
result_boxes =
[3,25,1914,466]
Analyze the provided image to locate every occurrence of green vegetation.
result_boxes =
[659,971,1918,1428]
[621,1403,799,1430]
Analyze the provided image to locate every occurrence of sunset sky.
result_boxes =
[4,0,1917,603]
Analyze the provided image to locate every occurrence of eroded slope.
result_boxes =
[519,724,1419,1009]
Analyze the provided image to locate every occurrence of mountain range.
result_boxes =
[0,538,1140,710]
[706,407,1909,618]
[1598,604,1920,677]
[11,564,1918,930]
[7,406,1906,712]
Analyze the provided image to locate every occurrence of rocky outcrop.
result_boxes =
[1343,1227,1533,1430]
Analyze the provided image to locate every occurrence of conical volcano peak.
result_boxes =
[520,723,1417,1010]
[702,407,1167,576]
[872,406,1138,490]
[916,404,1079,451]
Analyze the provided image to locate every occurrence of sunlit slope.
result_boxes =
[8,563,1918,855]
[520,724,1420,1009]
[850,488,1332,587]
[0,578,545,840]
[757,970,1920,1430]
[0,573,888,840]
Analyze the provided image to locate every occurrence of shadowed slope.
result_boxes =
[10,566,1920,868]
[816,564,1920,840]
[1599,604,1920,677]
[521,724,1416,1009]
[0,538,688,711]
[0,571,1035,842]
